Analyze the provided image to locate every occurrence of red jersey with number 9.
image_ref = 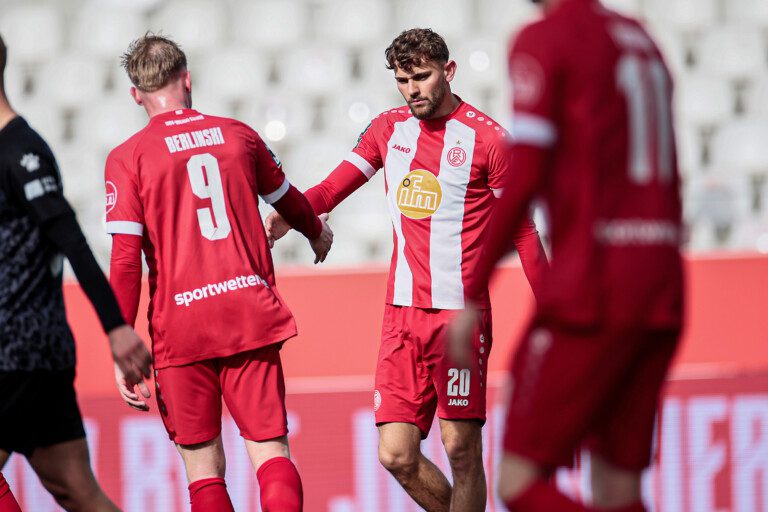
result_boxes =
[105,109,296,369]
[507,0,684,327]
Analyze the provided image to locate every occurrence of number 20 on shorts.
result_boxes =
[447,368,471,397]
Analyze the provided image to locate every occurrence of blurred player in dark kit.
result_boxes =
[0,33,151,511]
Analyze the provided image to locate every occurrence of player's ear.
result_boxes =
[183,70,192,93]
[444,60,457,83]
[129,86,143,106]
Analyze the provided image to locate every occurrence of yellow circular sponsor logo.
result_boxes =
[396,169,442,219]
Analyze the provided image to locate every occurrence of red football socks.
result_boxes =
[0,473,22,512]
[188,477,234,512]
[505,480,648,512]
[505,479,590,511]
[257,457,303,512]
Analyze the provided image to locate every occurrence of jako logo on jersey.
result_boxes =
[448,399,469,406]
[392,144,411,154]
[105,181,117,214]
[373,390,382,411]
[396,169,442,220]
[446,147,466,167]
[20,153,40,172]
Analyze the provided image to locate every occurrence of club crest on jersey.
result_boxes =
[105,181,117,214]
[396,169,442,220]
[446,147,466,167]
[20,153,40,172]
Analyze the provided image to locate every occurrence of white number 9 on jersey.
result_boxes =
[186,153,232,241]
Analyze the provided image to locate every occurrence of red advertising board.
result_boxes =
[4,255,768,510]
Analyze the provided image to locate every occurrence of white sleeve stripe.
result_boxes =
[260,178,290,204]
[511,113,558,148]
[345,151,377,179]
[491,188,503,198]
[106,221,143,236]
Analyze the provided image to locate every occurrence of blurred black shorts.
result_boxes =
[0,368,86,457]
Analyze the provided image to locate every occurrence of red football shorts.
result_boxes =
[155,344,287,445]
[503,318,680,471]
[374,304,493,437]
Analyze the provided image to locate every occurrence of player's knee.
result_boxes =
[442,435,480,473]
[43,474,101,512]
[378,443,419,476]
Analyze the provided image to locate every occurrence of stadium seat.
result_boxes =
[239,93,315,145]
[0,4,62,64]
[231,0,307,50]
[72,2,145,59]
[315,0,391,46]
[37,56,107,109]
[725,0,768,27]
[676,122,704,178]
[14,99,66,150]
[281,137,352,191]
[477,0,539,39]
[675,75,735,129]
[645,0,718,31]
[392,0,472,40]
[743,78,768,119]
[280,46,353,96]
[151,1,225,54]
[452,38,507,89]
[602,0,644,16]
[194,49,269,102]
[54,143,107,207]
[3,62,27,103]
[645,25,689,76]
[72,95,148,151]
[320,90,393,142]
[711,119,768,175]
[697,28,767,82]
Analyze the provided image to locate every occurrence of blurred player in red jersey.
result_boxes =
[267,29,547,512]
[106,35,332,512]
[450,1,684,511]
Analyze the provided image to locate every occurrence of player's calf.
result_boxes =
[440,419,485,512]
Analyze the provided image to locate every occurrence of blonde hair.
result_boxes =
[121,33,187,92]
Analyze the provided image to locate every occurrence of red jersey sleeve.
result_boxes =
[105,149,144,237]
[246,127,290,204]
[305,119,383,214]
[485,129,513,191]
[508,24,561,149]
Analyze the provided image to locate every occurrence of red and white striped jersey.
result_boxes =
[306,99,545,310]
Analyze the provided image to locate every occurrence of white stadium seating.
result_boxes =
[697,27,767,82]
[231,0,308,50]
[0,0,765,263]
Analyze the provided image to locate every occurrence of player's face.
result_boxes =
[394,60,453,120]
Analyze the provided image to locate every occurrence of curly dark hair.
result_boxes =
[121,33,187,92]
[385,28,449,72]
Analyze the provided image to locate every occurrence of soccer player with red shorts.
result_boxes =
[106,35,332,512]
[267,29,548,512]
[451,1,684,511]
